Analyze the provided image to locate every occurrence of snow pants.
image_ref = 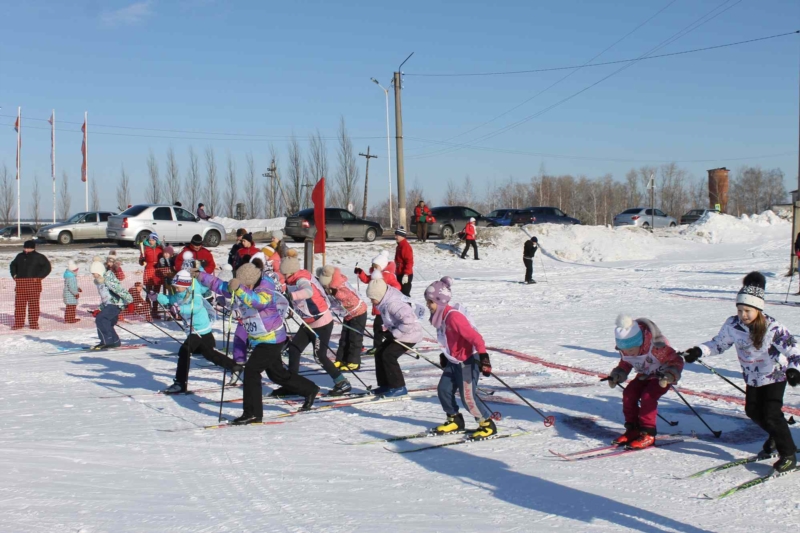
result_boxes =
[461,240,478,260]
[336,313,366,366]
[287,321,342,381]
[375,340,415,389]
[439,357,492,421]
[523,258,534,282]
[622,377,669,433]
[176,332,237,387]
[400,274,413,297]
[64,304,78,324]
[95,305,121,345]
[745,381,797,456]
[372,314,385,353]
[14,278,41,328]
[244,342,318,419]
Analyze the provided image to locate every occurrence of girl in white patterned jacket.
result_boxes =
[684,271,800,473]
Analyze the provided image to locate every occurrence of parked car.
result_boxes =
[284,208,383,243]
[37,211,116,245]
[613,207,677,228]
[511,207,581,226]
[485,209,520,227]
[106,204,225,247]
[680,208,719,225]
[409,206,495,239]
[0,225,37,240]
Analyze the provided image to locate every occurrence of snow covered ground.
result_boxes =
[3,212,800,532]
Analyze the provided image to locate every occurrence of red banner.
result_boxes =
[311,177,325,253]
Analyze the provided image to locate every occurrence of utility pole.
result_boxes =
[393,52,413,229]
[792,51,800,275]
[359,147,377,219]
[263,158,290,217]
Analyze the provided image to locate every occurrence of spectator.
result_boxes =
[460,217,479,260]
[523,236,538,284]
[106,250,125,281]
[63,260,81,324]
[197,203,210,221]
[394,227,414,296]
[270,230,288,258]
[139,233,165,319]
[236,233,257,266]
[228,228,248,267]
[10,240,51,330]
[156,245,176,289]
[175,234,216,274]
[414,201,432,243]
[174,201,182,207]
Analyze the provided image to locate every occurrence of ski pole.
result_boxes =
[219,295,236,422]
[145,319,183,344]
[670,384,722,438]
[600,377,679,426]
[489,372,555,427]
[785,269,794,303]
[115,324,159,345]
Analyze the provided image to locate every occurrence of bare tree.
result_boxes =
[165,146,181,204]
[243,152,261,219]
[30,174,41,224]
[730,166,787,215]
[145,150,161,203]
[224,152,237,217]
[443,179,460,205]
[333,117,360,211]
[204,147,219,216]
[286,136,303,213]
[58,171,71,220]
[185,146,201,212]
[0,164,14,226]
[307,129,328,184]
[90,178,100,211]
[116,165,131,211]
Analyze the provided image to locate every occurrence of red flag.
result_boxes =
[80,119,87,183]
[311,178,326,253]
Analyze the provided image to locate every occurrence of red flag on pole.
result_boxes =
[80,118,87,183]
[311,178,326,254]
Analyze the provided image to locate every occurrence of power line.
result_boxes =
[404,31,798,77]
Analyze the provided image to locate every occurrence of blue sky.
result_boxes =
[1,0,798,217]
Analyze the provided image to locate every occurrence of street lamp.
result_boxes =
[371,77,393,228]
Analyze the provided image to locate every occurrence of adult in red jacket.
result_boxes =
[460,218,479,260]
[414,201,432,243]
[355,251,401,354]
[175,234,217,274]
[394,227,414,296]
[139,233,165,318]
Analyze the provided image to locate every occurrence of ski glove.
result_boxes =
[188,267,201,279]
[683,347,702,363]
[91,309,101,318]
[658,374,676,388]
[787,368,800,387]
[479,353,492,377]
[439,353,448,369]
[402,275,409,285]
[126,303,135,314]
[607,367,629,388]
[354,267,363,275]
[227,278,241,293]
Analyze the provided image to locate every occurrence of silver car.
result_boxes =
[37,211,116,244]
[106,204,225,247]
[613,207,677,229]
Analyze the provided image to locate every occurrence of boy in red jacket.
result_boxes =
[460,217,479,260]
[319,265,368,370]
[394,227,414,296]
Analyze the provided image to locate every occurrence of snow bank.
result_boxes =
[679,210,788,244]
[211,216,285,234]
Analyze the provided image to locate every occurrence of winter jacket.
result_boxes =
[63,270,80,305]
[140,242,164,284]
[394,239,414,277]
[156,255,175,283]
[523,240,538,259]
[174,245,216,274]
[357,263,401,316]
[700,315,800,387]
[228,242,243,267]
[414,205,432,223]
[437,305,486,364]
[157,279,213,335]
[612,319,683,383]
[10,250,51,279]
[200,271,287,345]
[95,270,133,309]
[375,286,423,344]
[463,222,476,241]
[197,206,210,220]
[109,263,125,281]
[328,269,367,320]
[237,244,257,265]
[286,270,332,328]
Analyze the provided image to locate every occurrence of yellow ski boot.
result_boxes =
[471,419,497,440]
[434,413,465,434]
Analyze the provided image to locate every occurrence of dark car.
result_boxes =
[284,208,383,243]
[680,208,719,225]
[485,209,520,227]
[511,207,580,226]
[0,225,37,240]
[409,206,495,239]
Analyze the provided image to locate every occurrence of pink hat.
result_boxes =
[424,276,453,305]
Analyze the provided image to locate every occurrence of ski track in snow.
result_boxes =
[2,212,800,531]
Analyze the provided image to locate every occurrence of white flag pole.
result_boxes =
[51,109,56,223]
[84,111,88,211]
[17,106,21,239]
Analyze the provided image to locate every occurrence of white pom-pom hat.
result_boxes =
[614,314,643,350]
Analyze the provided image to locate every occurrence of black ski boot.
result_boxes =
[230,414,261,426]
[774,454,797,473]
[162,381,187,395]
[758,437,777,460]
[301,385,320,411]
[327,379,352,397]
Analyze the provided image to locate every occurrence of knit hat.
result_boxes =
[173,270,192,288]
[271,230,283,241]
[148,232,159,241]
[241,233,254,246]
[615,315,644,350]
[262,246,275,257]
[736,271,766,311]
[425,277,454,305]
[23,240,35,249]
[90,260,106,276]
[366,269,388,301]
[67,260,79,272]
[163,246,174,255]
[371,250,390,270]
[236,263,262,288]
[531,236,538,242]
[190,234,203,246]
[182,250,194,260]
[280,248,301,277]
[395,226,407,237]
[318,264,336,288]
[469,217,476,223]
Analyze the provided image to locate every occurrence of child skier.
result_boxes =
[199,263,320,422]
[62,260,81,324]
[89,259,134,350]
[425,277,496,439]
[156,245,175,290]
[280,249,352,396]
[366,270,423,397]
[159,270,242,394]
[683,272,800,472]
[355,251,401,355]
[606,314,683,449]
[460,217,479,260]
[523,236,538,284]
[318,265,368,371]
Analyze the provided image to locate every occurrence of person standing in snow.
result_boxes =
[175,234,216,274]
[280,249,352,396]
[355,251,402,355]
[89,258,133,350]
[606,314,683,449]
[270,230,288,258]
[106,250,125,281]
[394,227,414,296]
[523,236,538,284]
[425,277,497,439]
[318,264,368,371]
[10,240,51,330]
[62,260,81,324]
[459,217,479,260]
[683,272,800,473]
[366,271,423,397]
[414,201,432,243]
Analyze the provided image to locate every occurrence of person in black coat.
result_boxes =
[523,236,538,284]
[9,240,52,329]
[228,228,247,268]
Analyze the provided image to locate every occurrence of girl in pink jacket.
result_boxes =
[318,264,368,371]
[425,277,496,439]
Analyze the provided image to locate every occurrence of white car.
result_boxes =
[106,204,225,247]
[37,211,116,244]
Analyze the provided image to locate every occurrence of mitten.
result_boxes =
[138,256,145,266]
[189,267,201,278]
[479,353,492,377]
[91,309,101,318]
[354,267,363,275]
[683,347,702,363]
[439,353,448,369]
[607,367,629,388]
[787,368,800,387]
[402,275,409,284]
[658,368,679,388]
[227,278,240,293]
[126,303,135,314]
